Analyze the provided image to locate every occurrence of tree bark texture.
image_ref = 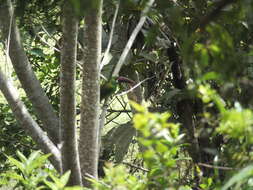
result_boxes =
[0,0,59,145]
[79,0,103,187]
[0,70,61,171]
[60,0,82,186]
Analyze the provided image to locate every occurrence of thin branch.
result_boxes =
[40,24,59,45]
[105,111,121,126]
[112,0,155,77]
[99,159,149,172]
[100,1,120,70]
[116,96,132,119]
[36,33,60,52]
[98,102,108,154]
[107,109,132,113]
[116,76,154,97]
[34,32,83,69]
[115,95,128,110]
[111,120,120,125]
[5,4,13,64]
[98,1,122,136]
[2,1,13,77]
[122,161,149,172]
[198,163,237,171]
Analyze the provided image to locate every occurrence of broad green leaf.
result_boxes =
[49,173,62,187]
[60,171,71,187]
[16,151,27,163]
[8,156,25,172]
[222,165,253,190]
[44,180,58,190]
[2,171,23,181]
[27,150,41,165]
[27,154,51,174]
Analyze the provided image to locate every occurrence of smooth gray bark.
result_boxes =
[0,70,61,171]
[79,0,103,187]
[112,0,155,77]
[0,0,59,145]
[60,0,82,186]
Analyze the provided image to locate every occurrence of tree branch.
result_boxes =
[198,163,236,171]
[107,109,132,113]
[0,0,60,145]
[100,1,120,71]
[0,70,61,171]
[112,0,155,77]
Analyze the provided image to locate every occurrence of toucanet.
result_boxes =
[100,76,135,101]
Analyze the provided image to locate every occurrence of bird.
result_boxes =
[100,76,135,101]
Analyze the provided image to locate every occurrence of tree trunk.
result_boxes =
[79,0,103,187]
[60,0,82,185]
[0,0,59,145]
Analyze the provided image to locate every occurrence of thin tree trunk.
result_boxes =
[0,0,59,145]
[60,0,82,185]
[79,0,103,187]
[0,70,61,171]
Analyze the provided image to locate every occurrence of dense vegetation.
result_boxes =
[0,0,253,189]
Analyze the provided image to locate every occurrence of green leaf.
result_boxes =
[218,108,253,141]
[16,151,28,163]
[8,156,25,172]
[30,48,45,57]
[2,171,24,181]
[156,142,168,153]
[49,173,62,187]
[200,72,220,81]
[27,150,41,164]
[222,165,253,190]
[129,101,146,112]
[60,171,71,187]
[27,153,51,174]
[65,186,83,190]
[36,186,48,190]
[44,179,58,190]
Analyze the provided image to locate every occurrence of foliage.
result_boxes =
[93,102,253,189]
[90,103,190,190]
[0,102,35,173]
[222,165,253,190]
[2,102,253,189]
[1,0,253,189]
[0,151,82,190]
[44,171,83,190]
